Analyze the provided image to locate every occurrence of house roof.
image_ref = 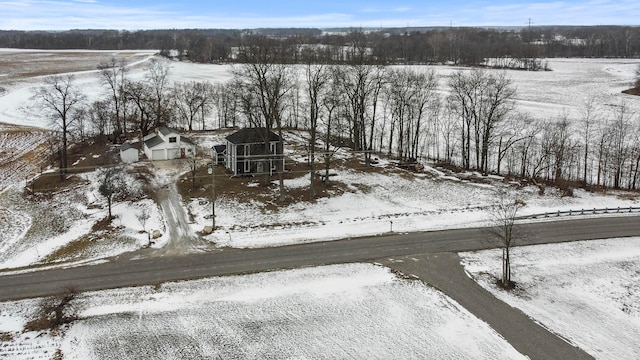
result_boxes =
[120,142,138,152]
[226,128,280,145]
[158,126,180,136]
[213,144,227,154]
[144,135,164,149]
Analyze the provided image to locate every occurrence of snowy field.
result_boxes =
[461,237,640,360]
[0,263,526,359]
[1,50,638,130]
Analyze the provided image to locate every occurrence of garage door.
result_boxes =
[151,149,164,160]
[167,148,180,159]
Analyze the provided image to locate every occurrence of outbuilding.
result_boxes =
[119,142,139,163]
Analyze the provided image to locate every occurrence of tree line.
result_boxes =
[219,49,640,195]
[4,25,640,66]
[34,41,640,196]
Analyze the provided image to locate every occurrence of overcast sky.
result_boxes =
[1,0,639,31]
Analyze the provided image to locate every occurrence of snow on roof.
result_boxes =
[226,128,280,144]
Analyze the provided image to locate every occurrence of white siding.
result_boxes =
[167,148,180,159]
[120,148,139,163]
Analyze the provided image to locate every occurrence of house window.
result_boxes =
[169,137,177,143]
[270,142,276,154]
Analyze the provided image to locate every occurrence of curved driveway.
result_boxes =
[1,215,639,301]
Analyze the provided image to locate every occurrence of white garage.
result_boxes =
[143,126,196,161]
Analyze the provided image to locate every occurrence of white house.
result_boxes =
[143,127,196,161]
[119,142,139,163]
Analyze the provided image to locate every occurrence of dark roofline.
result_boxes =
[158,126,180,136]
[226,128,281,145]
[144,135,164,148]
[120,142,138,151]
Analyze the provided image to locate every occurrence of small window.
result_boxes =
[169,137,177,143]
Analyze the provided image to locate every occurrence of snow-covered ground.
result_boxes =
[1,52,640,358]
[461,237,640,360]
[194,157,640,248]
[0,263,526,359]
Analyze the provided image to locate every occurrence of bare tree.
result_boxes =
[213,82,241,128]
[233,40,294,201]
[98,57,129,140]
[97,167,124,220]
[320,76,344,186]
[122,80,154,136]
[448,69,516,174]
[334,63,386,165]
[549,114,574,183]
[33,75,86,180]
[185,140,204,190]
[384,68,438,161]
[495,112,532,175]
[145,58,173,127]
[608,101,634,188]
[305,64,332,197]
[579,95,600,185]
[87,100,113,143]
[489,191,525,289]
[136,207,151,246]
[174,81,215,131]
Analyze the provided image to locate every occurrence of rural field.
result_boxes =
[1,49,640,359]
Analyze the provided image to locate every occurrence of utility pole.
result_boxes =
[208,164,216,229]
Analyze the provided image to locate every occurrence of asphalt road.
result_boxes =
[383,252,594,360]
[1,215,639,301]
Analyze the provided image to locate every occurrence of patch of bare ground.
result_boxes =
[0,123,50,191]
[622,87,640,96]
[27,140,119,193]
[43,215,134,263]
[176,150,427,213]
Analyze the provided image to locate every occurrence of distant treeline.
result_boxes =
[1,26,639,65]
